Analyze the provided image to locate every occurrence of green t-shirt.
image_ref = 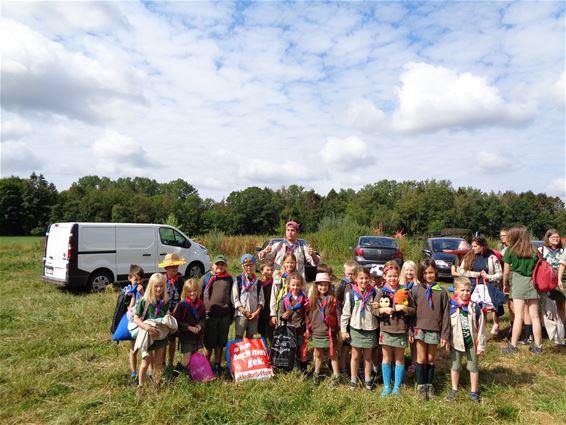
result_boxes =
[459,309,473,349]
[136,298,169,320]
[502,249,537,277]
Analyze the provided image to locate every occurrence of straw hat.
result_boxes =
[159,253,188,268]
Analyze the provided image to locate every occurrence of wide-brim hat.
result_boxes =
[159,253,188,268]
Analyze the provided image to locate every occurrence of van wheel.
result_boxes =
[185,262,204,279]
[88,270,112,293]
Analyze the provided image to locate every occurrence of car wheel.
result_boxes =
[185,262,204,279]
[88,270,113,293]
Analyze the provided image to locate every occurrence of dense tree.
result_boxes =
[1,174,564,237]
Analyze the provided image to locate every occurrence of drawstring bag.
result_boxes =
[470,277,495,312]
[270,323,297,371]
[189,352,215,381]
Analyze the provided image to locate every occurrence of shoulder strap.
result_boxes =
[349,289,355,313]
[140,299,150,321]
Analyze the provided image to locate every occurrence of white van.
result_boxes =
[43,223,211,292]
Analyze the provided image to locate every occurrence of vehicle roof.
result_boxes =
[357,235,395,240]
[54,222,171,227]
[427,236,466,241]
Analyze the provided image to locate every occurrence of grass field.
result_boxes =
[0,237,565,424]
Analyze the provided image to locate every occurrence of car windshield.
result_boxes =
[359,237,397,248]
[431,239,466,252]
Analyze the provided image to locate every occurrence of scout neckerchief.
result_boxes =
[449,295,470,315]
[381,283,401,306]
[284,239,300,254]
[424,282,442,308]
[151,299,164,319]
[184,297,204,320]
[405,281,414,290]
[316,294,336,356]
[261,277,274,289]
[239,273,258,292]
[284,291,307,311]
[351,284,376,317]
[165,272,180,288]
[341,278,355,289]
[204,271,231,297]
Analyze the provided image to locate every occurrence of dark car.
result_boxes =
[352,236,403,273]
[422,237,470,281]
[255,238,317,281]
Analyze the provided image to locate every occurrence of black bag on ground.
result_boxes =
[110,292,131,334]
[270,323,297,371]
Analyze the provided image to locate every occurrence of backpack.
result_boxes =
[236,274,262,298]
[532,249,558,292]
[110,292,131,334]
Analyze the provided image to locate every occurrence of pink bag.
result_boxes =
[188,352,215,382]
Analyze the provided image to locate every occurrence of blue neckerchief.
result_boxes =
[351,285,376,317]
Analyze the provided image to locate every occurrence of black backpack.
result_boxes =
[110,292,131,334]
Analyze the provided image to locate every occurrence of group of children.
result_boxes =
[122,251,492,403]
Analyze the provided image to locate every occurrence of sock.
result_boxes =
[522,324,533,340]
[426,363,435,384]
[415,362,425,385]
[393,363,405,389]
[130,371,137,377]
[381,363,392,388]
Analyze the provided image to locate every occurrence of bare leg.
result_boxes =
[527,299,542,346]
[511,299,525,346]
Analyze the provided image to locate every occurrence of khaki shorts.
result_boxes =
[204,314,231,349]
[414,329,440,345]
[234,316,259,337]
[451,348,479,373]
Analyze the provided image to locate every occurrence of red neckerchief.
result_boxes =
[450,295,470,315]
[152,299,164,319]
[185,297,204,319]
[351,284,376,317]
[204,272,231,295]
[240,273,258,292]
[262,277,274,288]
[165,272,180,288]
[284,291,307,310]
[381,283,400,307]
[317,295,330,322]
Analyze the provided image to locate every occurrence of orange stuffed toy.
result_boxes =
[394,288,409,307]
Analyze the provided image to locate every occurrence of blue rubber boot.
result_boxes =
[380,363,392,397]
[392,363,405,395]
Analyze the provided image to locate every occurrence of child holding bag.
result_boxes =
[309,272,341,387]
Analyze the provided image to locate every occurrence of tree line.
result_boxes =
[1,173,565,238]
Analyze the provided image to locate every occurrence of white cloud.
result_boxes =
[547,179,566,198]
[1,19,147,123]
[1,114,32,141]
[238,159,316,183]
[391,62,536,133]
[346,100,387,133]
[474,151,517,175]
[92,131,154,175]
[321,136,373,171]
[0,140,44,175]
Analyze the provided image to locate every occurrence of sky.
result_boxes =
[1,1,565,201]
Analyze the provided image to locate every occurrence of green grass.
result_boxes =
[1,241,565,424]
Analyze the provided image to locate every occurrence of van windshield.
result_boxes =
[159,228,188,247]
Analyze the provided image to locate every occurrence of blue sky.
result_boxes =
[1,1,564,200]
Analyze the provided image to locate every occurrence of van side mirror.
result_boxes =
[422,249,432,256]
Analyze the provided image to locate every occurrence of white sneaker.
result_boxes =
[490,324,500,335]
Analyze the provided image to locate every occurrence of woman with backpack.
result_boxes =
[539,229,565,324]
[501,225,543,354]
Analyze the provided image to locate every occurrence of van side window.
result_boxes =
[159,228,190,248]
